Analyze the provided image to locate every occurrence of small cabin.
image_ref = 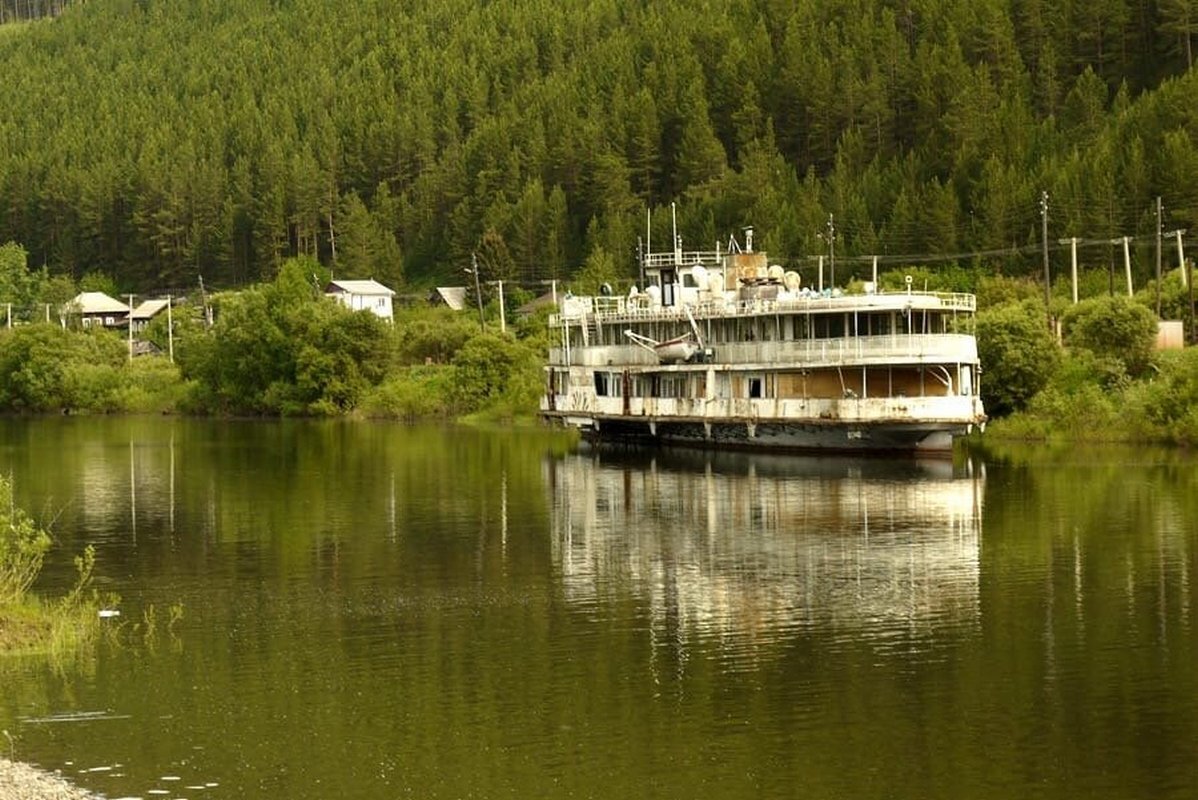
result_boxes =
[325,279,395,320]
[68,292,130,328]
[129,298,171,334]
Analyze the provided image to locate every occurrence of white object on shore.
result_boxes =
[98,609,120,619]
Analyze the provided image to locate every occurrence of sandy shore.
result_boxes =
[0,758,98,800]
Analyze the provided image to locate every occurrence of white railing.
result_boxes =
[642,250,723,269]
[547,333,978,368]
[550,290,975,326]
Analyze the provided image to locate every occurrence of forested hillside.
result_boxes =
[1,0,1198,294]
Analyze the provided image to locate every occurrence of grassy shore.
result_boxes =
[0,476,107,660]
[0,594,104,662]
[1,478,109,799]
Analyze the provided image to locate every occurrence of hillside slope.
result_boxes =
[0,0,1197,292]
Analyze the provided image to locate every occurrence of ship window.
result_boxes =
[661,375,687,398]
[748,377,763,398]
[594,372,610,396]
[682,273,698,288]
[814,315,844,339]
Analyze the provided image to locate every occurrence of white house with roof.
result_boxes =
[67,292,130,328]
[324,279,395,320]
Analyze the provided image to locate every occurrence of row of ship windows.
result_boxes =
[565,367,971,399]
[582,311,960,346]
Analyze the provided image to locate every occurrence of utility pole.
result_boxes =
[328,203,337,265]
[1113,236,1134,297]
[199,274,211,328]
[1058,237,1080,304]
[127,294,135,362]
[826,214,836,288]
[493,280,506,333]
[167,295,174,364]
[1174,229,1189,289]
[1041,191,1051,329]
[1156,196,1163,316]
[537,278,559,307]
[468,252,484,331]
[637,236,645,290]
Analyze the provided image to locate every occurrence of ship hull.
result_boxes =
[548,414,969,455]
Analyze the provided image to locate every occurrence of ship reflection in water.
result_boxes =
[546,449,984,667]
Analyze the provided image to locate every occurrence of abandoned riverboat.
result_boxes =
[541,232,986,454]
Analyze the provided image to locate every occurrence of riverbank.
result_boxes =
[1,472,106,660]
[0,758,98,800]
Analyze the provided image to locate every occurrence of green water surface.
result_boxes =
[1,418,1195,799]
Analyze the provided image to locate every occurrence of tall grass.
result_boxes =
[0,477,49,606]
[0,477,110,661]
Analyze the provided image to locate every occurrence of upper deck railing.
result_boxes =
[547,332,979,369]
[550,290,976,327]
[643,250,724,269]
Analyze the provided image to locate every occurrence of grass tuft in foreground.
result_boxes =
[0,477,111,661]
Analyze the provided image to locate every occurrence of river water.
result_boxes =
[0,418,1195,799]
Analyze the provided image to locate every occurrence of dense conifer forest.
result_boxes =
[1,0,1197,295]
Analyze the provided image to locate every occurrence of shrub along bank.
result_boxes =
[0,257,547,421]
[3,256,1195,444]
[0,476,104,659]
[972,273,1198,446]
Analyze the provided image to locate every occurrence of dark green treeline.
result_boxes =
[2,0,1198,292]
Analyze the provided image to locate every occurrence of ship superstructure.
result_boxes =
[542,229,986,453]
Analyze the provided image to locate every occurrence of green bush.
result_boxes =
[1061,294,1158,377]
[877,265,977,294]
[0,324,128,412]
[0,476,51,606]
[1135,267,1197,343]
[62,360,124,412]
[393,306,478,366]
[1123,348,1198,443]
[976,275,1045,309]
[1023,377,1123,441]
[110,357,189,413]
[976,300,1060,417]
[450,331,542,417]
[177,258,393,415]
[361,365,458,419]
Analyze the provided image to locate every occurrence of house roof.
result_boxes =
[130,299,171,320]
[430,286,467,311]
[516,291,559,316]
[325,279,395,297]
[69,292,129,315]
